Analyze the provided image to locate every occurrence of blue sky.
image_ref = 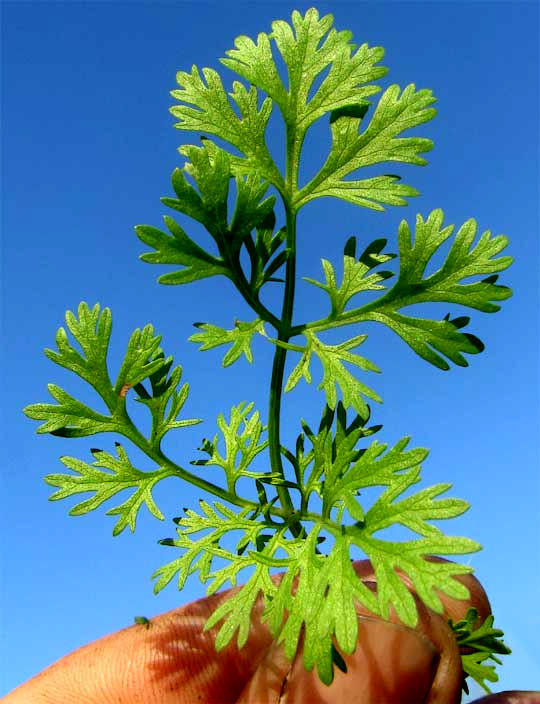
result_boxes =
[2,1,538,699]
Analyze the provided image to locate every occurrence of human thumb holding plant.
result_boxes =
[3,560,538,703]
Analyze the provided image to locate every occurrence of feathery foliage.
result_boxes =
[25,7,512,688]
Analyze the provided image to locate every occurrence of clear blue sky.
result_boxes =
[2,1,538,699]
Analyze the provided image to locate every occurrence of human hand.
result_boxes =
[3,559,539,704]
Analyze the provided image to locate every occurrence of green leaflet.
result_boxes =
[42,302,113,393]
[285,331,381,416]
[135,217,230,285]
[221,9,386,135]
[296,82,436,209]
[23,384,122,438]
[191,402,269,492]
[303,209,513,371]
[189,319,265,367]
[137,141,276,285]
[381,209,513,312]
[45,444,173,536]
[204,562,278,650]
[153,502,264,595]
[357,210,512,369]
[449,607,512,694]
[170,68,282,187]
[304,236,396,316]
[24,303,199,442]
[133,350,202,452]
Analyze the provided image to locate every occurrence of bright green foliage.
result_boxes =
[45,444,173,536]
[191,402,269,492]
[135,217,230,285]
[302,209,512,371]
[285,332,381,416]
[449,607,512,694]
[24,384,120,438]
[24,303,199,443]
[189,319,265,366]
[26,6,512,689]
[133,350,201,452]
[304,236,396,316]
[153,405,479,684]
[296,84,436,209]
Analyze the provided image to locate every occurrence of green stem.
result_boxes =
[220,245,283,332]
[268,205,297,520]
[267,120,305,532]
[289,306,381,338]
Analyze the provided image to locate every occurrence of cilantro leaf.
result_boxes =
[449,607,512,694]
[304,236,396,316]
[170,66,282,187]
[306,210,513,370]
[189,319,265,367]
[319,436,480,623]
[285,331,382,416]
[138,141,276,288]
[135,217,231,285]
[297,83,436,209]
[357,210,512,368]
[381,209,513,312]
[23,384,121,438]
[153,501,267,595]
[24,304,199,446]
[45,444,174,536]
[133,350,201,452]
[221,8,387,136]
[191,403,269,492]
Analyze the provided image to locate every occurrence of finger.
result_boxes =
[2,586,273,704]
[2,558,491,703]
[470,693,540,704]
[237,615,441,704]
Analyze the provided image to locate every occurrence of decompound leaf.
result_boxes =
[44,444,175,536]
[135,219,231,285]
[24,384,119,437]
[304,237,396,315]
[191,403,269,492]
[285,332,381,417]
[27,7,514,693]
[189,319,265,367]
[296,83,436,210]
[334,210,512,369]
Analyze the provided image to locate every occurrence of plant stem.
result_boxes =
[268,205,297,520]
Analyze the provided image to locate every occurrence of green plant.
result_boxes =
[24,6,512,690]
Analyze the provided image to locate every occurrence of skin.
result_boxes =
[3,560,539,704]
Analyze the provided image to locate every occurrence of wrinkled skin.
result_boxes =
[4,560,539,704]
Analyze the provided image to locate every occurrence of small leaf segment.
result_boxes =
[449,608,512,694]
[25,7,512,687]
